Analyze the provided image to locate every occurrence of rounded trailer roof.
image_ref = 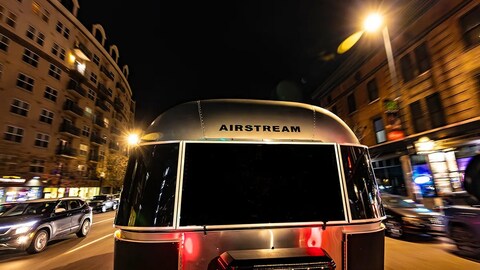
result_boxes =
[142,99,360,144]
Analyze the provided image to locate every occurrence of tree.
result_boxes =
[98,153,128,193]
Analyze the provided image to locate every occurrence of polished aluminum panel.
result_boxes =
[142,99,359,144]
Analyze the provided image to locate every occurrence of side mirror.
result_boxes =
[464,154,480,202]
[55,207,66,213]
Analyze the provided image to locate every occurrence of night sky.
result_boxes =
[77,1,374,128]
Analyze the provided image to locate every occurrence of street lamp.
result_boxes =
[337,12,405,141]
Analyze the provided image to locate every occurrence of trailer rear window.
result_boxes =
[180,142,346,226]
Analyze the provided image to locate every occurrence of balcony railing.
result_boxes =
[59,122,81,137]
[67,79,86,97]
[95,100,110,112]
[75,42,93,60]
[100,65,115,80]
[111,126,121,135]
[94,117,106,128]
[114,98,124,111]
[109,142,120,151]
[116,82,126,93]
[63,100,84,116]
[56,146,78,158]
[90,134,106,145]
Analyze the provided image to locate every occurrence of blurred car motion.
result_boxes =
[380,193,445,238]
[87,194,118,213]
[0,202,17,216]
[443,191,480,257]
[0,197,92,254]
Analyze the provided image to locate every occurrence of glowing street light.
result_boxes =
[337,12,405,141]
[127,133,139,146]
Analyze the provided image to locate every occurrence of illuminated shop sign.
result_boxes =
[0,176,26,183]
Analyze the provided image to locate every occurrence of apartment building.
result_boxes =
[312,0,480,208]
[0,0,135,201]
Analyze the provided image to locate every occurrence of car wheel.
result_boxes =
[101,205,107,213]
[76,219,91,237]
[26,229,49,254]
[113,203,117,210]
[451,225,480,257]
[385,220,403,238]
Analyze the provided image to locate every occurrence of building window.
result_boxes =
[44,86,58,102]
[410,101,427,133]
[34,133,49,148]
[367,79,379,102]
[16,73,35,91]
[39,109,54,124]
[51,43,66,60]
[82,125,90,137]
[347,93,356,114]
[373,117,386,143]
[30,159,45,173]
[29,159,45,173]
[48,64,61,80]
[87,88,95,100]
[401,43,432,82]
[10,98,29,116]
[22,48,40,67]
[460,5,480,47]
[93,54,100,66]
[84,107,93,119]
[0,34,9,52]
[32,1,40,15]
[36,32,45,46]
[79,144,88,156]
[42,10,49,23]
[26,25,35,39]
[426,92,446,128]
[55,21,70,39]
[414,42,431,74]
[4,125,24,143]
[89,73,97,84]
[103,118,109,128]
[400,54,415,82]
[6,12,17,28]
[0,63,3,80]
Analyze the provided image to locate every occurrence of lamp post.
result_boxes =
[338,12,405,140]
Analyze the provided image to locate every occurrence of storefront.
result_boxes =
[369,119,480,208]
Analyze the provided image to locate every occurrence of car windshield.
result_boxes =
[382,196,417,208]
[2,202,57,217]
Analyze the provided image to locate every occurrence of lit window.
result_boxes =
[373,118,386,143]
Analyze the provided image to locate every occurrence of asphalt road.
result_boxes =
[0,211,479,270]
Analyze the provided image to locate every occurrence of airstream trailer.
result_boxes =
[114,99,386,270]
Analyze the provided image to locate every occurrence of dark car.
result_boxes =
[88,194,118,213]
[380,193,445,238]
[0,202,17,216]
[443,192,480,257]
[0,197,92,254]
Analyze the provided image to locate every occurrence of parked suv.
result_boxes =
[88,194,118,213]
[0,197,92,254]
[443,191,480,257]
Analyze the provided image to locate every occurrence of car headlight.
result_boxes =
[402,217,424,226]
[13,221,37,235]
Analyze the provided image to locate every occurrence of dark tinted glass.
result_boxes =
[341,146,385,219]
[115,143,179,227]
[180,143,345,226]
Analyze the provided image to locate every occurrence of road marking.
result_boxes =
[64,233,113,254]
[93,217,114,225]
